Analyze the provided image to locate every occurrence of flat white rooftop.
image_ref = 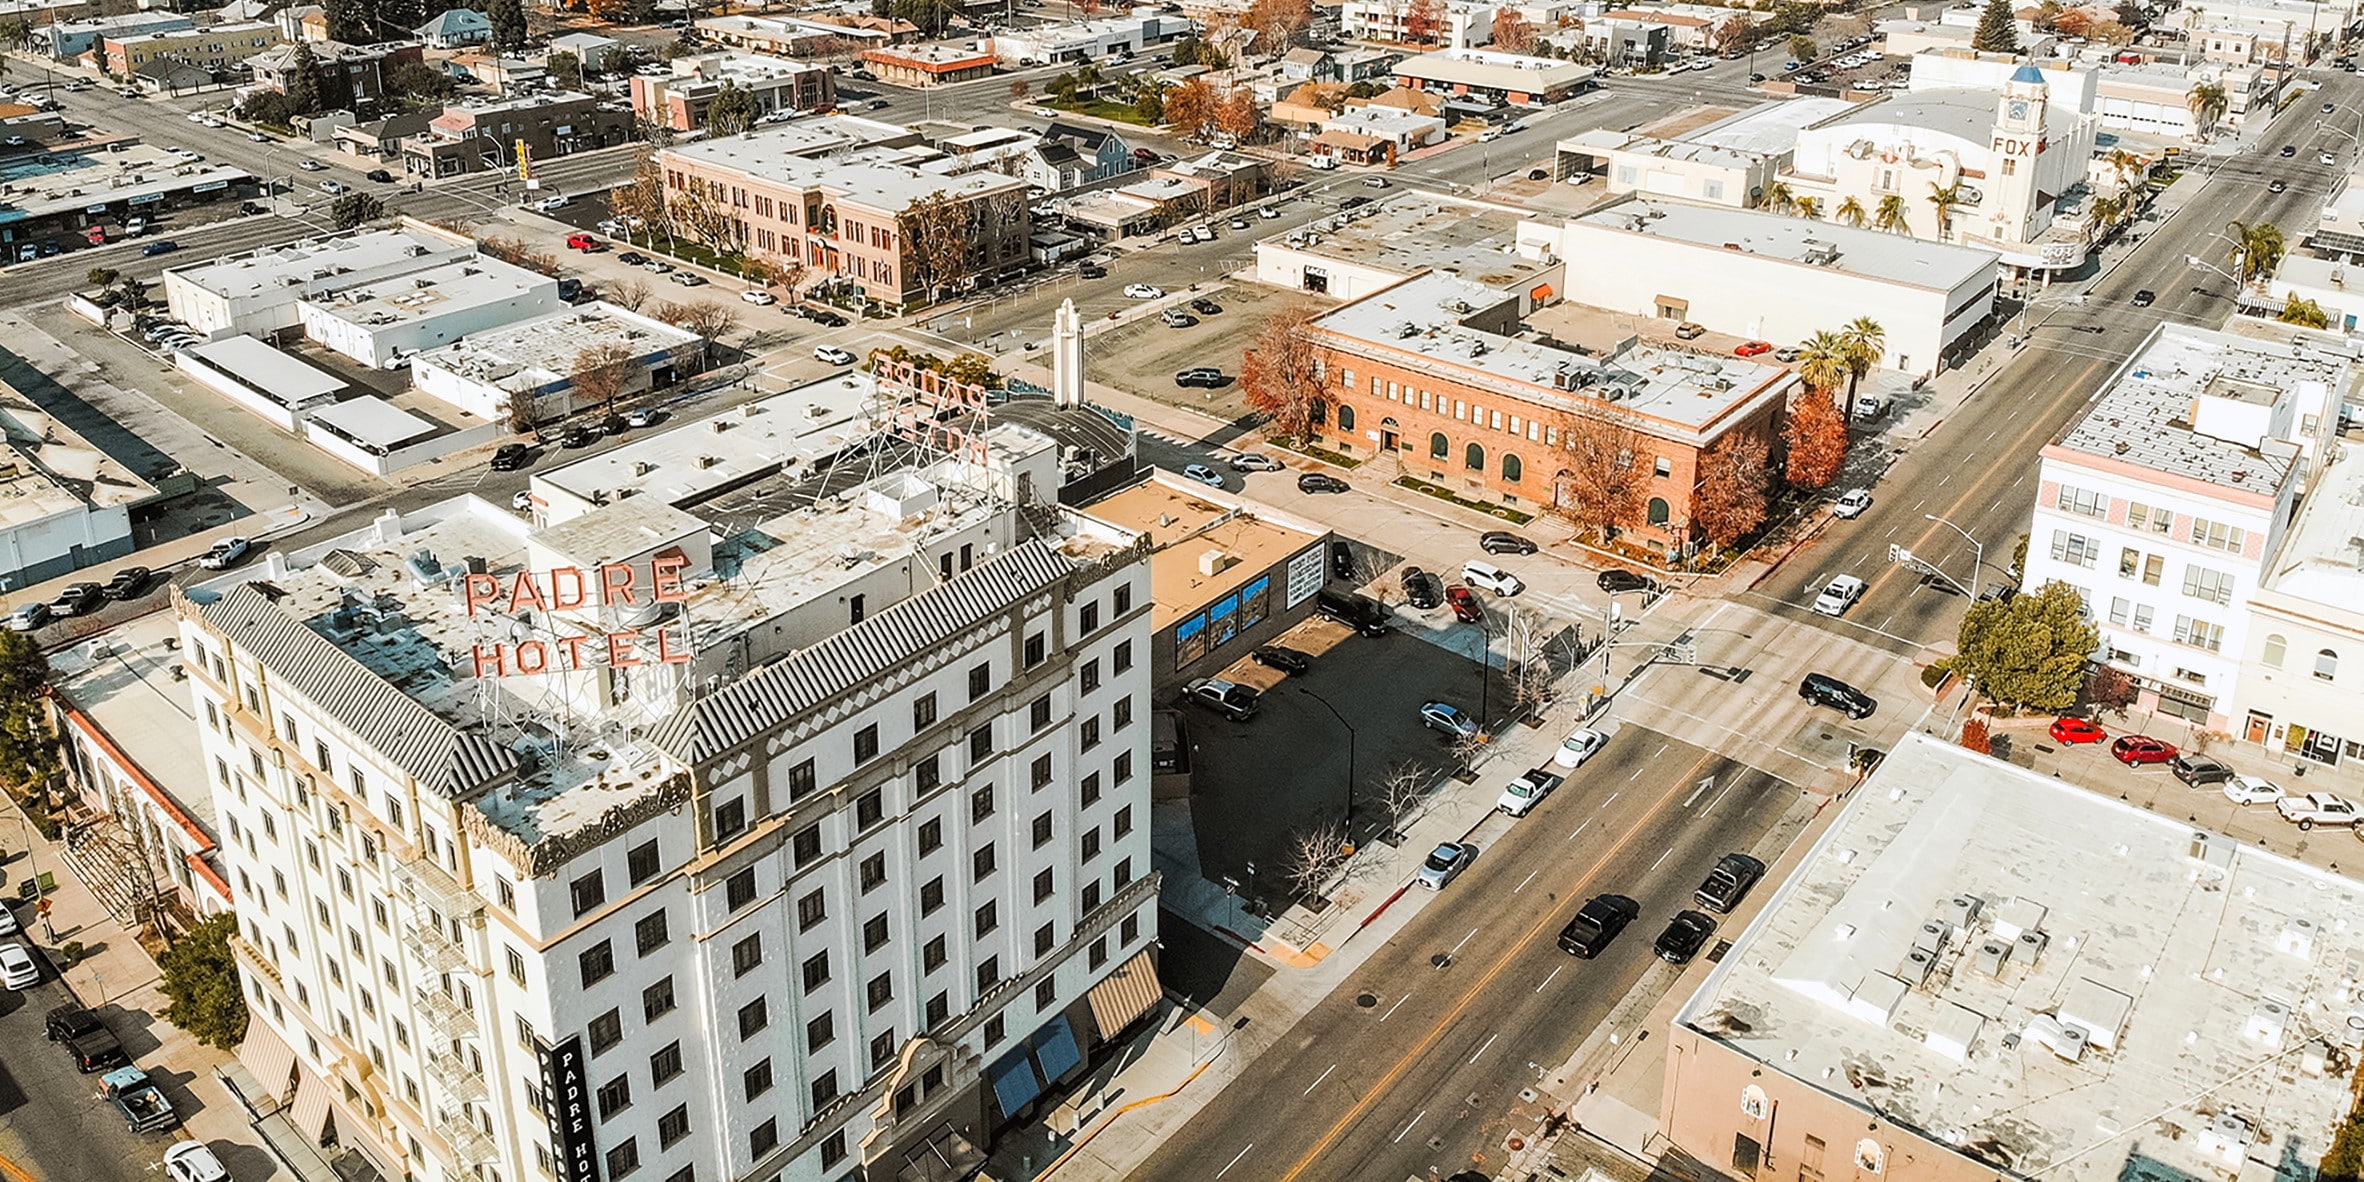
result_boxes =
[1263,196,1546,289]
[0,376,154,515]
[411,303,699,394]
[309,397,438,450]
[666,127,1022,209]
[1567,197,1999,292]
[1676,731,2364,1182]
[183,336,347,407]
[534,372,876,515]
[2262,437,2364,604]
[300,256,553,327]
[2053,324,2338,494]
[1684,97,1856,155]
[47,611,217,838]
[165,226,466,303]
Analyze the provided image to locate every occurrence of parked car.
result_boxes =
[1673,321,1705,340]
[1461,559,1524,596]
[616,251,649,266]
[2171,753,2234,787]
[5,603,49,632]
[1798,672,1875,718]
[1182,463,1225,488]
[2223,775,2286,807]
[1496,767,1566,817]
[814,345,856,366]
[669,271,708,287]
[1654,910,1718,964]
[1228,452,1281,471]
[46,1004,126,1073]
[1444,584,1483,623]
[102,567,152,600]
[1420,701,1477,737]
[1810,574,1865,617]
[801,307,849,327]
[0,942,37,989]
[1558,895,1640,958]
[1694,853,1765,913]
[532,194,571,212]
[2110,735,2178,765]
[560,426,597,449]
[625,407,662,429]
[1833,489,1872,518]
[1401,566,1443,609]
[490,443,532,471]
[740,289,777,305]
[1175,367,1226,388]
[2048,717,2107,744]
[1734,340,1773,357]
[1189,298,1223,315]
[1297,473,1349,494]
[1554,727,1606,769]
[1417,841,1473,889]
[1251,645,1310,675]
[1314,590,1390,636]
[99,1066,178,1132]
[366,169,395,183]
[197,536,251,569]
[565,232,602,251]
[1078,262,1109,279]
[163,1141,229,1182]
[1478,531,1536,555]
[1598,569,1652,594]
[1181,677,1259,721]
[1124,284,1164,299]
[2278,791,2360,829]
[48,582,105,617]
[1160,309,1199,328]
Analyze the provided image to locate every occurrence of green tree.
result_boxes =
[487,0,527,52]
[0,630,53,791]
[388,60,454,106]
[1837,316,1886,423]
[706,80,759,136]
[282,42,323,117]
[1834,195,1867,228]
[1787,33,1816,62]
[2278,294,2333,328]
[329,191,386,229]
[1950,581,2098,712]
[1794,330,1851,396]
[238,90,294,128]
[548,49,583,91]
[1927,182,1966,239]
[0,17,33,52]
[1972,0,2020,53]
[322,0,367,42]
[2227,219,2286,284]
[2186,80,2228,140]
[158,913,251,1052]
[1873,193,1910,234]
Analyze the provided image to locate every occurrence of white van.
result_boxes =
[1462,559,1525,597]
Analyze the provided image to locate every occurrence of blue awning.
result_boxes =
[1032,1015,1082,1084]
[987,1049,1042,1118]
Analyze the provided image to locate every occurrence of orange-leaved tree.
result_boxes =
[1782,388,1849,489]
[1239,306,1328,438]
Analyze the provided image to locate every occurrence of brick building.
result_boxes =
[101,21,281,78]
[249,40,426,115]
[629,52,836,132]
[657,128,1032,311]
[400,91,632,178]
[1303,271,1794,556]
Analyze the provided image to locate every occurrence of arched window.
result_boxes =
[2263,634,2287,668]
[1338,404,1356,432]
[1465,442,1485,471]
[1502,453,1523,483]
[1647,497,1671,525]
[1430,432,1449,459]
[2317,649,2340,682]
[1310,402,1326,426]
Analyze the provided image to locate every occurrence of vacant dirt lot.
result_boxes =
[1092,281,1336,419]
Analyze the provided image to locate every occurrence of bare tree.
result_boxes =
[1450,728,1489,770]
[653,300,741,348]
[1552,401,1651,542]
[669,180,740,255]
[1501,604,1555,719]
[570,341,639,416]
[901,192,976,306]
[502,390,537,435]
[1375,761,1433,843]
[1277,819,1352,904]
[610,277,652,312]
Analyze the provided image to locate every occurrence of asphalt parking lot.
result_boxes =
[1181,616,1514,906]
[1095,282,1334,420]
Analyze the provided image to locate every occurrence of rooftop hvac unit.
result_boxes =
[1974,938,2011,977]
[2197,1114,2254,1168]
[2013,929,2048,967]
[2279,917,2318,958]
[2025,1014,2088,1062]
[1899,948,1936,986]
[1943,894,1985,931]
[2247,998,2290,1049]
[2188,829,2236,877]
[1912,919,1951,958]
[2343,1011,2364,1051]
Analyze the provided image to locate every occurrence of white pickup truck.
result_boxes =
[2276,792,2360,830]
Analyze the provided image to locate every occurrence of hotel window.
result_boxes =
[2049,530,2099,568]
[2181,565,2234,605]
[2190,517,2246,553]
[2056,485,2109,518]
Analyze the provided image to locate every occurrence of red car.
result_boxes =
[2110,735,2178,765]
[565,233,603,251]
[1445,584,1484,624]
[2049,717,2108,744]
[1734,340,1773,357]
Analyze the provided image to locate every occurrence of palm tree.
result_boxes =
[2104,147,2146,194]
[2225,219,2287,284]
[1834,196,1868,228]
[1795,330,1852,395]
[2186,81,2228,141]
[1838,317,1886,421]
[1763,180,1796,214]
[2085,193,2125,241]
[1926,182,1965,240]
[1794,195,1823,220]
[1873,193,1911,234]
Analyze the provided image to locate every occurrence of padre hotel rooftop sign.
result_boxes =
[461,555,694,676]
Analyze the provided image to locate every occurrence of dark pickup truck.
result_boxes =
[46,1004,126,1073]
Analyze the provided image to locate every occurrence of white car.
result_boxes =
[163,1141,229,1182]
[532,194,570,212]
[198,536,251,569]
[1833,489,1872,518]
[1496,767,1565,817]
[0,942,37,989]
[1812,574,1866,617]
[1124,284,1164,299]
[318,179,348,194]
[1553,727,1606,768]
[814,345,855,365]
[247,131,270,142]
[0,904,15,937]
[512,489,535,512]
[2223,775,2286,807]
[2276,791,2359,829]
[739,290,777,305]
[298,159,327,171]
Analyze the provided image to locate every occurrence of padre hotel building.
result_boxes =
[175,419,1162,1182]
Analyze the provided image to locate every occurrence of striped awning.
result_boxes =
[235,1022,298,1107]
[1087,950,1165,1039]
[288,1067,334,1144]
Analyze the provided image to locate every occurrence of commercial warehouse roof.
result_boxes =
[1674,731,2364,1182]
[165,226,467,302]
[183,336,346,407]
[1566,197,1999,292]
[1393,48,1595,91]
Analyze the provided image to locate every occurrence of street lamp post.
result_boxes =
[1923,513,1986,597]
[1295,686,1356,840]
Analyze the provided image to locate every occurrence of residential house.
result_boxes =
[401,91,631,177]
[412,8,492,48]
[630,52,837,132]
[333,110,433,160]
[249,40,426,114]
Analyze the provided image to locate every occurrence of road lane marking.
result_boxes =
[1515,869,1539,893]
[1683,777,1713,807]
[1304,1064,1335,1096]
[1651,846,1674,870]
[1393,1110,1427,1143]
[1628,766,1645,781]
[1567,820,1589,842]
[1702,780,1737,816]
[1452,927,1478,954]
[1601,791,1618,808]
[1655,744,1668,758]
[1537,964,1562,991]
[1217,1144,1256,1178]
[1470,1033,1499,1063]
[1382,994,1410,1022]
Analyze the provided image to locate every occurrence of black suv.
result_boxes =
[490,443,532,471]
[1799,672,1876,719]
[1558,895,1640,958]
[1693,852,1766,913]
[1402,566,1443,609]
[1598,569,1653,594]
[1175,367,1225,388]
[1315,590,1389,636]
[2171,753,2233,787]
[1479,531,1537,555]
[45,1004,126,1073]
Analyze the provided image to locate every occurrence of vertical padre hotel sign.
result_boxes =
[462,557,696,676]
[539,1035,601,1182]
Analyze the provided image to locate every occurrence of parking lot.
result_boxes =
[1180,614,1514,907]
[1094,281,1334,420]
